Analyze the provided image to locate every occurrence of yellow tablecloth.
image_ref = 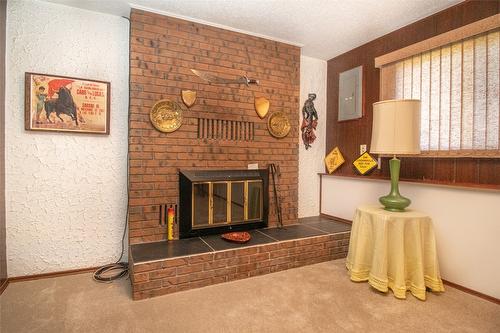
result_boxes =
[346,205,444,300]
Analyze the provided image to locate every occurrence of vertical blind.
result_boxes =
[380,29,499,157]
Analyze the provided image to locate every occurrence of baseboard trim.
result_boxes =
[442,279,500,305]
[8,266,99,283]
[2,265,499,305]
[320,213,352,225]
[0,278,8,295]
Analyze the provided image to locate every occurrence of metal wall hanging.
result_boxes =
[267,111,291,138]
[301,93,318,150]
[150,99,183,133]
[254,97,270,119]
[181,90,197,108]
[191,69,259,86]
[324,147,345,174]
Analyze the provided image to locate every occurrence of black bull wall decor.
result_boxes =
[44,86,79,125]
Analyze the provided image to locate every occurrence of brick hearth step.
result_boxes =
[129,216,351,300]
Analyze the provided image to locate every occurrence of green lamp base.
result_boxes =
[379,194,411,212]
[379,157,411,212]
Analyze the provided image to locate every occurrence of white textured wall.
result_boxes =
[321,176,500,299]
[6,0,129,276]
[298,55,327,218]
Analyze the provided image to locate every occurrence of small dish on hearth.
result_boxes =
[221,231,251,243]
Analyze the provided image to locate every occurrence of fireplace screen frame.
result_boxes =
[179,169,269,238]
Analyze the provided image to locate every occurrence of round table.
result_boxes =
[346,205,444,300]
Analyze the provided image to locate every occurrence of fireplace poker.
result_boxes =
[164,204,168,226]
[268,163,283,228]
[159,204,164,226]
[174,204,178,225]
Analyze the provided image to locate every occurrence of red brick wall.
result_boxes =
[129,9,300,244]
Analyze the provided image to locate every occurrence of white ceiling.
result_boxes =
[44,0,461,60]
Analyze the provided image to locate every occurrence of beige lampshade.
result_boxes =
[370,99,421,155]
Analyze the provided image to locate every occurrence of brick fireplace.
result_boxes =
[126,9,351,300]
[128,9,300,245]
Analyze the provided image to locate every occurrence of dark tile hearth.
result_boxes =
[131,237,212,263]
[299,215,343,224]
[305,221,351,234]
[130,216,351,264]
[201,229,275,251]
[130,215,352,299]
[259,224,327,241]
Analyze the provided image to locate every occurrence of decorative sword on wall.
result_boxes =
[191,69,259,86]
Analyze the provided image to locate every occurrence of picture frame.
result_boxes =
[25,72,111,134]
[338,65,363,122]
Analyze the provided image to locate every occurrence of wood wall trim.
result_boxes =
[8,266,99,283]
[375,14,500,68]
[319,173,500,192]
[442,279,500,305]
[0,266,100,294]
[3,263,499,306]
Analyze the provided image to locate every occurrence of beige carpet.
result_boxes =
[1,259,499,333]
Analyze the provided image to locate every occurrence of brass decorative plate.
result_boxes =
[150,99,183,133]
[267,111,291,138]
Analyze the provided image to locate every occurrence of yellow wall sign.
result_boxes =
[324,147,345,174]
[353,152,378,175]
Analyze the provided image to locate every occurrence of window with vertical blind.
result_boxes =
[379,29,499,157]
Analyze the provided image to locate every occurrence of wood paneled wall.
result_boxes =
[326,0,500,187]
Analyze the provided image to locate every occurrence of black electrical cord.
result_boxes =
[93,15,131,283]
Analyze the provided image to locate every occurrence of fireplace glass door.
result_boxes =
[247,180,263,221]
[192,180,263,229]
[192,182,210,228]
[231,182,245,222]
[212,182,228,224]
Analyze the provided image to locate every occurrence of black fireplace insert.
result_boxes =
[179,169,269,238]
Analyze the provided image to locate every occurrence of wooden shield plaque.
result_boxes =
[181,90,197,108]
[254,97,270,119]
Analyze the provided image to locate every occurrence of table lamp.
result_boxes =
[370,99,421,212]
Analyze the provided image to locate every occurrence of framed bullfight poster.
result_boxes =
[25,73,110,134]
